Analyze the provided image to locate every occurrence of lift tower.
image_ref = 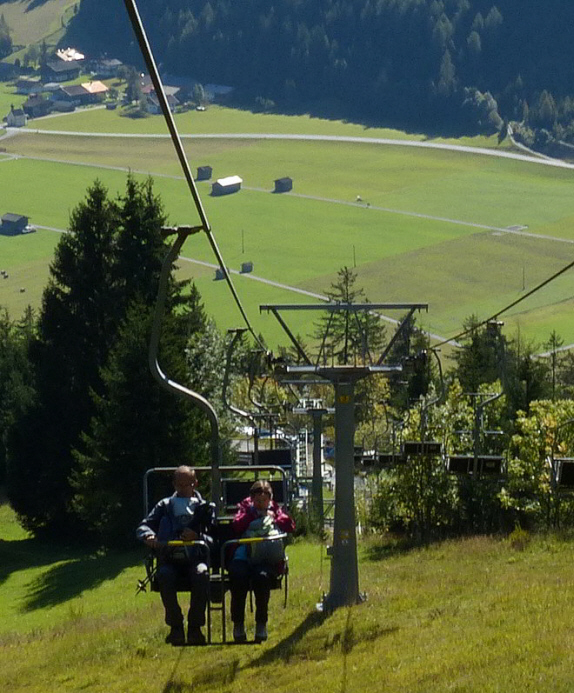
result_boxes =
[261,302,427,610]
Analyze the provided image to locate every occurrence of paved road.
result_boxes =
[8,126,574,171]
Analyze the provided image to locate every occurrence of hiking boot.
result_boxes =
[254,622,268,643]
[233,623,247,643]
[187,626,206,646]
[165,624,186,646]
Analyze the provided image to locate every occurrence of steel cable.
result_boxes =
[123,0,266,351]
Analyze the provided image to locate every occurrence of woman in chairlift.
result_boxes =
[229,480,295,643]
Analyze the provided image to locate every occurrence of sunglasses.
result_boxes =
[253,489,272,497]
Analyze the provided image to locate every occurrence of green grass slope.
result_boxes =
[0,0,77,53]
[3,498,574,693]
[3,106,574,347]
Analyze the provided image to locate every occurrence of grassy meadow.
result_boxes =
[3,107,574,347]
[4,497,574,692]
[0,0,77,58]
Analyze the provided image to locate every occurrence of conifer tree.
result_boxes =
[71,297,210,546]
[0,308,34,484]
[7,181,118,534]
[313,266,385,366]
[6,176,194,538]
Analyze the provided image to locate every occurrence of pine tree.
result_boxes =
[0,14,13,59]
[0,308,34,484]
[7,181,118,534]
[313,266,385,365]
[71,298,210,546]
[6,176,193,538]
[451,316,506,394]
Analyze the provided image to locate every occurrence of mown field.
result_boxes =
[3,497,574,693]
[0,0,77,59]
[3,103,574,349]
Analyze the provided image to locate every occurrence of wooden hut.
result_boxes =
[274,177,292,193]
[1,213,28,236]
[211,175,242,196]
[197,165,213,181]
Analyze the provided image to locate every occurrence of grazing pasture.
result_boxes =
[2,106,574,348]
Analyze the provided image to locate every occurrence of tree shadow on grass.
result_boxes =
[20,548,141,611]
[0,534,143,610]
[225,94,488,140]
[0,537,79,588]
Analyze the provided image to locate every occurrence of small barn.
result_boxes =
[274,177,293,193]
[240,261,253,274]
[23,95,52,118]
[211,175,242,196]
[196,165,213,181]
[5,106,27,127]
[1,213,29,236]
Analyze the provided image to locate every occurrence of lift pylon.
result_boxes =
[261,302,428,610]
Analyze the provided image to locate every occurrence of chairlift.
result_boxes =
[139,466,291,643]
[447,455,504,476]
[357,451,404,469]
[402,440,443,456]
[555,458,574,487]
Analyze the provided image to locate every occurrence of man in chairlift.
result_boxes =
[137,466,214,646]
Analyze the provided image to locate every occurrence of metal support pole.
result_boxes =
[324,377,361,610]
[311,410,325,531]
[149,231,221,511]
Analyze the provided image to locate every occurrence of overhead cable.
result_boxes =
[435,255,574,349]
[123,0,266,351]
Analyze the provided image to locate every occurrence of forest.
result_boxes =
[64,0,574,139]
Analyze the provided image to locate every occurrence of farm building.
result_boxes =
[1,213,29,236]
[42,59,81,83]
[145,92,179,114]
[90,57,123,78]
[53,84,90,107]
[56,48,85,62]
[197,166,213,181]
[23,95,52,119]
[274,177,293,193]
[5,106,27,127]
[81,81,109,102]
[14,78,42,95]
[211,176,243,196]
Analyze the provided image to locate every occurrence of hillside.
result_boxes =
[61,0,574,138]
[4,489,574,693]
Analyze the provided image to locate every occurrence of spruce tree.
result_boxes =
[0,308,34,484]
[71,298,210,546]
[6,176,193,538]
[313,266,385,365]
[7,181,118,534]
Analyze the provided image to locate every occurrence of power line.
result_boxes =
[435,256,574,349]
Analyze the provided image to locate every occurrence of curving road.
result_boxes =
[6,121,574,350]
[5,126,574,171]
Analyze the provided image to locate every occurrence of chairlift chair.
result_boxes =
[447,454,504,476]
[138,466,291,644]
[402,440,443,456]
[555,458,574,487]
